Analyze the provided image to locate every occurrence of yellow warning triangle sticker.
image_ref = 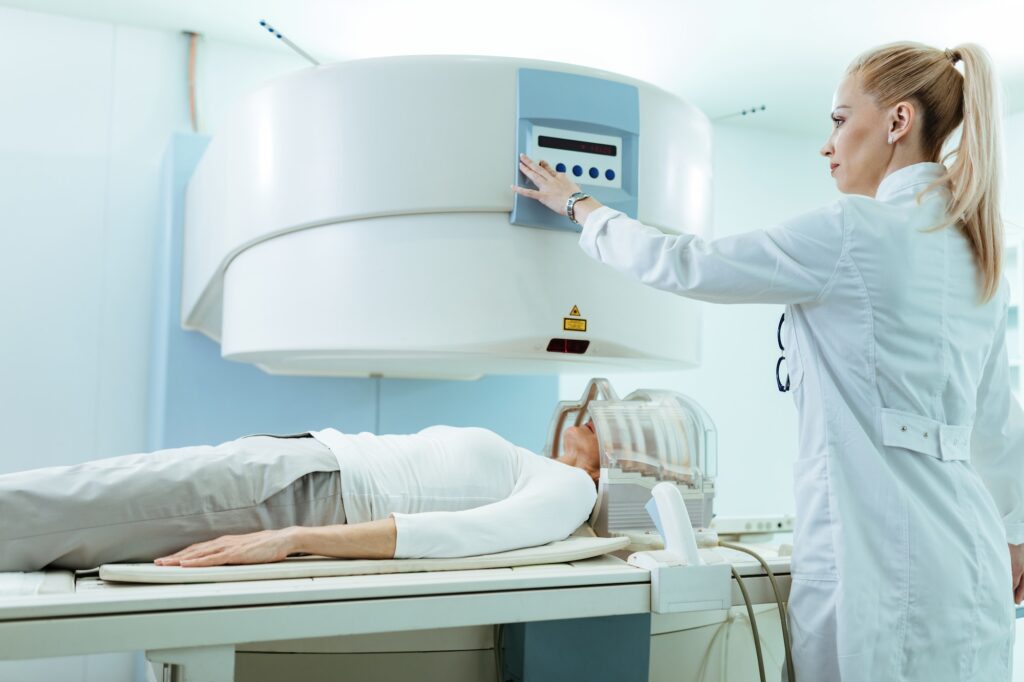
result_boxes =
[569,305,581,317]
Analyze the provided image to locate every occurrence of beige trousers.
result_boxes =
[0,435,344,572]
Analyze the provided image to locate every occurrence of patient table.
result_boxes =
[0,546,789,682]
[1,383,792,680]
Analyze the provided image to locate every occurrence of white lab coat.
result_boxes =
[579,162,1021,681]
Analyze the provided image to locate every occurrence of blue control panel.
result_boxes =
[511,69,640,232]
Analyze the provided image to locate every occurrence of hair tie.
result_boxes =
[944,48,961,65]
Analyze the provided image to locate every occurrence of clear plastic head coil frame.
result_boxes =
[544,378,718,536]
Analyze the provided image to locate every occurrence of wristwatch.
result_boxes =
[566,192,591,225]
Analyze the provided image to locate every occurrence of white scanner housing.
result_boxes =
[183,56,711,379]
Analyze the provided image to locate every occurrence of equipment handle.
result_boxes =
[650,482,702,565]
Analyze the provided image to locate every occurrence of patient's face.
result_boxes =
[561,423,600,483]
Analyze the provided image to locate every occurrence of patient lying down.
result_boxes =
[0,424,600,572]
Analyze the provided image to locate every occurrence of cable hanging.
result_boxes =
[183,31,202,133]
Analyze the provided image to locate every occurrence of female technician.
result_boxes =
[515,42,1024,681]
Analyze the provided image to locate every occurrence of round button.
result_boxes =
[572,165,583,177]
[605,169,616,181]
[589,167,599,179]
[555,162,567,173]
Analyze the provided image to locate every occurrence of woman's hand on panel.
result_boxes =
[513,154,600,221]
[155,528,300,567]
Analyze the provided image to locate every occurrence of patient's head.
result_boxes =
[557,422,600,485]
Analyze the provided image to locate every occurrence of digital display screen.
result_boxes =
[538,135,617,157]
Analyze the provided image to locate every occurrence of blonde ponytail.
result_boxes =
[849,42,1004,302]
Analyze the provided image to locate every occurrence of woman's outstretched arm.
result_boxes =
[514,153,847,305]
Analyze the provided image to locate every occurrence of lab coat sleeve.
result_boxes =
[578,202,848,304]
[390,461,597,559]
[971,297,1024,545]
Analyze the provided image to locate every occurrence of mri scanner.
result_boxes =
[0,56,791,681]
[180,54,709,379]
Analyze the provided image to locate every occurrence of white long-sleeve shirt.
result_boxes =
[310,426,596,558]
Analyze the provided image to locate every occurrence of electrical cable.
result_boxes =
[720,611,732,679]
[719,541,795,682]
[693,617,731,682]
[183,31,200,133]
[493,623,505,682]
[731,566,767,682]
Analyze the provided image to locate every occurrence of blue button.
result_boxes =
[556,162,566,173]
[572,165,583,177]
[605,169,616,181]
[589,167,599,179]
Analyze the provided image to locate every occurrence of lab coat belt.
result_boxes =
[880,408,971,462]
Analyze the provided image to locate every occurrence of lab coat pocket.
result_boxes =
[791,455,838,580]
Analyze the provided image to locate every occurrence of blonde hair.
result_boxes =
[847,42,1004,302]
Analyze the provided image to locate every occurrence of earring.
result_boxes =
[887,133,895,144]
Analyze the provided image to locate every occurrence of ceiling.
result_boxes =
[5,0,1023,135]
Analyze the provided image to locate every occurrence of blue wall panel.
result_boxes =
[380,376,557,454]
[510,614,651,682]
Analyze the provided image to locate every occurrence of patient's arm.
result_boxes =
[292,518,397,560]
[155,518,397,567]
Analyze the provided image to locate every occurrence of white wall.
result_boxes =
[1006,110,1024,230]
[0,5,302,475]
[0,6,303,681]
[998,109,1024,681]
[561,122,839,518]
[1012,106,1024,660]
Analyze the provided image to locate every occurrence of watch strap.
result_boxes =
[566,192,591,225]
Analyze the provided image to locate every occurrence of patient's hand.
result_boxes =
[155,528,299,568]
